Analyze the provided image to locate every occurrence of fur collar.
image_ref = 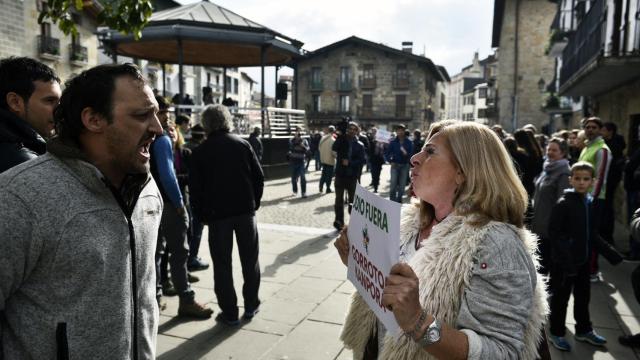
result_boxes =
[341,204,548,359]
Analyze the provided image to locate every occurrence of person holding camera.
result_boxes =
[332,119,365,231]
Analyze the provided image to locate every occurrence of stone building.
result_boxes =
[295,36,447,131]
[0,0,100,82]
[446,52,498,124]
[492,0,557,132]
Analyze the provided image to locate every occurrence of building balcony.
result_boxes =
[37,35,60,60]
[336,78,353,92]
[356,105,414,120]
[559,0,640,96]
[308,79,323,91]
[392,75,410,89]
[358,76,377,89]
[69,44,88,66]
[546,29,571,57]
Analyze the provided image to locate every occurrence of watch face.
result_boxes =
[427,327,441,343]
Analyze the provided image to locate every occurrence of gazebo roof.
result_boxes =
[98,0,304,67]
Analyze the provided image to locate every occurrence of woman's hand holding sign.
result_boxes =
[382,263,423,332]
[334,225,349,266]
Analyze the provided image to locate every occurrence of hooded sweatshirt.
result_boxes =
[0,137,162,359]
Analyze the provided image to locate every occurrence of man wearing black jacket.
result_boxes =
[0,57,60,173]
[189,104,264,325]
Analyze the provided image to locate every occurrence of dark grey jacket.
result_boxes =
[0,138,162,359]
[531,159,571,238]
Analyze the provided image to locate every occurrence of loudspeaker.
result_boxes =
[276,82,288,100]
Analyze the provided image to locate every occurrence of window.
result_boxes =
[339,95,350,112]
[362,94,373,116]
[396,95,406,117]
[395,63,409,87]
[340,66,351,83]
[40,22,51,37]
[233,79,239,94]
[225,76,231,92]
[311,67,322,83]
[440,93,445,109]
[478,109,487,118]
[478,88,487,99]
[363,64,374,80]
[312,94,321,112]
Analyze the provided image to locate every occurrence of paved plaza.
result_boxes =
[157,164,640,359]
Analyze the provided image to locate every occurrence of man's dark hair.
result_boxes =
[0,57,60,110]
[176,114,190,125]
[54,63,145,141]
[603,121,617,134]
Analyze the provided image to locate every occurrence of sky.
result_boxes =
[178,0,496,96]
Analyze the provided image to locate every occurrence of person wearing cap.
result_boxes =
[385,124,413,203]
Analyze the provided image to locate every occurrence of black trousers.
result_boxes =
[549,262,592,336]
[370,160,383,191]
[209,213,260,320]
[155,206,193,300]
[334,176,357,226]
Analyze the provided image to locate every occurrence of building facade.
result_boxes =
[492,0,557,132]
[446,52,498,124]
[296,36,446,131]
[0,0,99,82]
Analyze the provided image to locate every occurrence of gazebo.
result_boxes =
[97,0,304,128]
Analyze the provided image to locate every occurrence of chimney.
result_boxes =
[402,41,413,53]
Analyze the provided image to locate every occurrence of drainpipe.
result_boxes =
[512,0,520,132]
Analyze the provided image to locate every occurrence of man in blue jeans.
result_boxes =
[289,126,309,197]
[386,124,413,203]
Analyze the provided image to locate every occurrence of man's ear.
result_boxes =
[6,92,26,115]
[81,107,107,133]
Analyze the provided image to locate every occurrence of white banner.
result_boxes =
[347,183,401,335]
[374,129,392,144]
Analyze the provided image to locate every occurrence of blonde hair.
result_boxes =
[174,126,185,149]
[419,120,528,228]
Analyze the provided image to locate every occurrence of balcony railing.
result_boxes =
[336,78,352,92]
[393,75,410,89]
[308,79,323,91]
[69,43,88,64]
[357,105,414,119]
[358,75,377,89]
[559,0,605,85]
[38,35,60,58]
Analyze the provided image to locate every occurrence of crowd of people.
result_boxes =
[2,55,640,359]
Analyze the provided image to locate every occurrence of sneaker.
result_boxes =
[549,335,571,351]
[243,306,260,320]
[188,273,200,283]
[326,188,332,194]
[215,312,240,326]
[333,221,343,231]
[590,272,602,283]
[188,257,210,272]
[624,255,640,264]
[178,301,213,319]
[575,330,607,346]
[619,333,640,347]
[292,191,298,197]
[301,193,307,198]
[162,279,178,296]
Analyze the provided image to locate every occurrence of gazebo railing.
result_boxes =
[171,105,307,138]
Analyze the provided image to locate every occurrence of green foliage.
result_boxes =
[38,0,153,39]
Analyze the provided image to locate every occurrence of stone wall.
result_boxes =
[496,0,556,132]
[297,42,437,131]
[0,0,25,58]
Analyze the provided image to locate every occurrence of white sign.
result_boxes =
[375,129,392,144]
[347,183,401,335]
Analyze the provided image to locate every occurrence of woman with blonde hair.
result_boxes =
[335,120,548,359]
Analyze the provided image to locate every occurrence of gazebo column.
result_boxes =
[223,67,227,100]
[293,62,299,110]
[177,37,184,103]
[260,45,266,133]
[161,62,166,97]
[274,66,279,107]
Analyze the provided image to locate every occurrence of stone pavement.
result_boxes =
[157,164,640,359]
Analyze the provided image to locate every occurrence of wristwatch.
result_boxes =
[418,317,442,346]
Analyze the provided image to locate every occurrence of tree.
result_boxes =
[38,0,153,39]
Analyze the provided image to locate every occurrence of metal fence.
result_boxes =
[171,105,307,138]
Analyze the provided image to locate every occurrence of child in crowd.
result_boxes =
[547,161,622,351]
